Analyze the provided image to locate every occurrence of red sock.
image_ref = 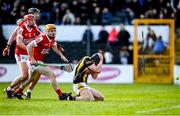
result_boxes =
[56,88,62,97]
[16,88,23,94]
[28,86,33,90]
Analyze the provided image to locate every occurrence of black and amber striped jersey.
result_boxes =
[73,56,94,84]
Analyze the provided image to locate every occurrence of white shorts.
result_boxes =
[27,60,43,73]
[73,82,91,95]
[15,54,28,63]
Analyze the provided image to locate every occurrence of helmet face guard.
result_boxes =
[91,53,100,65]
[28,8,40,14]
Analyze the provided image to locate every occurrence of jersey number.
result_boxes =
[41,49,50,54]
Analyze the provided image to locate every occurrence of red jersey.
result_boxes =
[15,23,41,55]
[18,19,24,27]
[32,34,55,61]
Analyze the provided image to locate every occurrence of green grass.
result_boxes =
[0,83,180,115]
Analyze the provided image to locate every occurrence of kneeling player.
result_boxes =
[70,53,104,101]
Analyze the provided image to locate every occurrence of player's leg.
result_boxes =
[35,65,71,100]
[25,72,41,99]
[72,83,95,101]
[5,61,28,98]
[75,89,95,101]
[14,71,40,100]
[90,88,104,101]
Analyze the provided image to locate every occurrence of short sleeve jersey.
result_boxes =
[15,24,41,55]
[32,34,55,61]
[73,56,94,84]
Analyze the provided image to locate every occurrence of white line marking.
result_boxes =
[136,105,180,114]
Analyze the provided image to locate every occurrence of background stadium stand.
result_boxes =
[0,0,180,64]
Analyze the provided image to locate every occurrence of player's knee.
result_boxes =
[98,96,104,101]
[85,96,94,101]
[21,74,28,81]
[49,72,56,78]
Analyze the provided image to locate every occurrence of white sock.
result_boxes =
[27,89,32,93]
[7,86,12,91]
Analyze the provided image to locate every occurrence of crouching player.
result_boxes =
[70,53,104,101]
[14,24,71,100]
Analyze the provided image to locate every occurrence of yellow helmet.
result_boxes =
[45,24,56,31]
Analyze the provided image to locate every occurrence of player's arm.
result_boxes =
[90,71,100,79]
[26,39,39,64]
[52,42,68,63]
[88,53,103,73]
[16,27,26,50]
[7,27,17,46]
[2,27,18,56]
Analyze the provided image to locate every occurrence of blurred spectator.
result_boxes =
[10,8,19,24]
[69,0,80,17]
[82,26,94,44]
[151,35,166,54]
[96,25,108,43]
[51,1,61,24]
[119,47,129,64]
[19,5,27,18]
[39,0,52,24]
[101,7,112,25]
[62,9,75,25]
[145,27,157,52]
[107,27,118,46]
[170,0,180,9]
[78,0,91,24]
[58,2,69,24]
[145,8,158,18]
[32,0,41,9]
[0,0,178,25]
[124,8,134,24]
[104,47,113,64]
[0,25,7,57]
[74,17,81,25]
[91,7,101,25]
[52,8,61,25]
[127,0,141,18]
[117,24,130,49]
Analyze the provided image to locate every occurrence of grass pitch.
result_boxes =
[0,83,180,115]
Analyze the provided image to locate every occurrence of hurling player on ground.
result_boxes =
[70,53,104,101]
[14,24,71,100]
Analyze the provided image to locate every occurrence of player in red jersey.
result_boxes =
[3,8,41,99]
[14,24,71,100]
[4,14,41,98]
[2,8,40,56]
